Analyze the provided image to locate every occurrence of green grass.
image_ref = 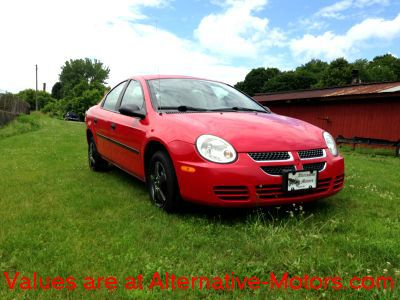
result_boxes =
[0,114,399,299]
[338,144,399,157]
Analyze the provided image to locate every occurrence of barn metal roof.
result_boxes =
[253,81,400,102]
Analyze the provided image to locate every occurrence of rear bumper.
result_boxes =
[169,142,345,207]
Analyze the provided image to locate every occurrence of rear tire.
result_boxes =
[148,150,180,212]
[88,136,109,171]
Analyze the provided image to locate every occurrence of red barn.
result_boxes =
[253,82,400,144]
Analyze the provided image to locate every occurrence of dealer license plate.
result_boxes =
[283,170,317,192]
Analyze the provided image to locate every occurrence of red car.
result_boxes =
[85,75,344,211]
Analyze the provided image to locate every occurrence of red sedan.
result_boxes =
[85,75,344,211]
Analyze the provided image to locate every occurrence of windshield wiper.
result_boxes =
[158,105,209,112]
[210,106,268,113]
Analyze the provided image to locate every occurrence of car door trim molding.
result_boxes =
[96,133,140,155]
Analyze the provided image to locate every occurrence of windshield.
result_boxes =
[147,78,269,112]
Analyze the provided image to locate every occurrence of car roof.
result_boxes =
[128,75,223,83]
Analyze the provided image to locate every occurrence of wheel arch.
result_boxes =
[143,140,172,181]
[86,129,94,144]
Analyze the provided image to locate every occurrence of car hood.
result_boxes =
[161,112,326,152]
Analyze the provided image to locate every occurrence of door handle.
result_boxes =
[110,123,116,130]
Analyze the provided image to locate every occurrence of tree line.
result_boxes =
[234,54,400,96]
[16,58,110,120]
[14,53,400,117]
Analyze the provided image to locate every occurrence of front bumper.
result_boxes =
[169,141,345,207]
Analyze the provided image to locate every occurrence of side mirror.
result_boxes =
[119,104,146,119]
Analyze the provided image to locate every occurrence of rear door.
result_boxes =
[95,81,127,161]
[112,80,147,179]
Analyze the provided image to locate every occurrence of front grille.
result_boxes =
[303,162,326,172]
[213,186,250,201]
[298,149,324,159]
[261,165,295,176]
[248,151,290,161]
[255,178,332,200]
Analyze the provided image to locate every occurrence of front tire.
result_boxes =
[148,150,180,212]
[88,136,108,171]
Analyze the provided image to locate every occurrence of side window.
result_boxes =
[120,80,145,110]
[102,81,126,111]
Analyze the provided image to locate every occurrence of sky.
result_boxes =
[0,0,400,93]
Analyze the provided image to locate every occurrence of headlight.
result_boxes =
[323,132,338,156]
[196,134,237,163]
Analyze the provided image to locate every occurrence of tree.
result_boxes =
[59,58,110,98]
[263,71,316,92]
[350,59,371,83]
[319,58,352,87]
[296,59,328,88]
[366,54,400,82]
[51,82,63,100]
[16,89,55,111]
[234,67,280,95]
[234,81,247,94]
[367,65,396,82]
[69,88,105,120]
[297,59,328,74]
[234,53,400,94]
[43,58,110,120]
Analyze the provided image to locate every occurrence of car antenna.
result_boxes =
[155,19,162,111]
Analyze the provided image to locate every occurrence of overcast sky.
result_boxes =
[1,0,399,93]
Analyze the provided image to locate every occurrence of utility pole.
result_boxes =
[35,64,38,111]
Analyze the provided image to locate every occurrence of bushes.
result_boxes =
[16,89,55,111]
[0,113,41,139]
[42,86,105,120]
[42,99,68,119]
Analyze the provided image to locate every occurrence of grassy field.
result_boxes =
[0,114,399,299]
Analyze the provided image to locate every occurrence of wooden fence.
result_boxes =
[0,94,30,126]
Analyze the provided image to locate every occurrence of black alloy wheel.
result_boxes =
[148,150,180,212]
[88,136,108,171]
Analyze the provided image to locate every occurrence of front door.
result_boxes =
[112,80,147,178]
[95,81,127,161]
